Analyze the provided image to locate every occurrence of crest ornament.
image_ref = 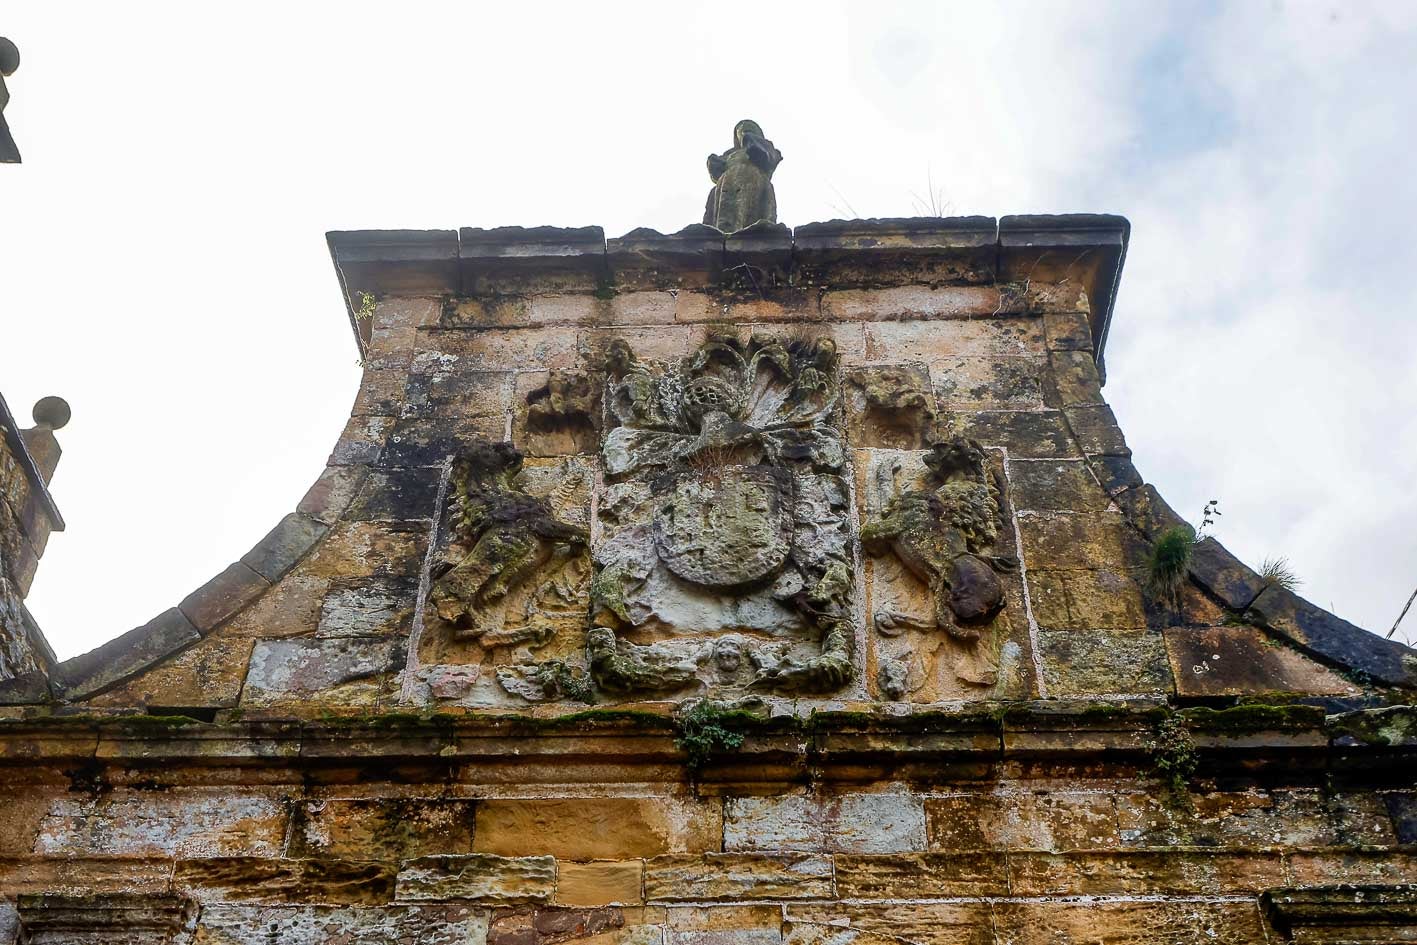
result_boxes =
[591,332,855,694]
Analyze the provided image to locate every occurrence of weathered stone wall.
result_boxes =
[2,219,1413,942]
[0,707,1413,943]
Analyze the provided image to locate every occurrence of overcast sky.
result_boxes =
[3,1,1415,659]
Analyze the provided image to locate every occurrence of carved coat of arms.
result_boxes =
[589,333,855,694]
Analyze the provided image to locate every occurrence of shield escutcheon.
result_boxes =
[652,465,794,589]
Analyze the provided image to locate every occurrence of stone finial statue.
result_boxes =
[702,119,782,233]
[0,38,19,164]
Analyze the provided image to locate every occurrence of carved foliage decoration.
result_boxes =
[591,333,855,694]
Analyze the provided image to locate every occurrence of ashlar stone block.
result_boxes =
[723,794,926,854]
[476,797,722,859]
[395,854,556,904]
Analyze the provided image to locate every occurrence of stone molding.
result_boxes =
[14,893,195,944]
[0,703,1410,783]
[1263,884,1417,942]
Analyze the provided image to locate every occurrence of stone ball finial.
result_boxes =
[32,396,71,430]
[0,38,19,78]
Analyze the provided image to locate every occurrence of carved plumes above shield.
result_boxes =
[652,465,794,590]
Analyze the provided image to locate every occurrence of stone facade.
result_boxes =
[0,217,1413,943]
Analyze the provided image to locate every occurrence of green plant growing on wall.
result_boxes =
[1260,555,1302,592]
[674,701,748,771]
[1146,714,1199,798]
[354,291,377,321]
[1145,500,1221,609]
[1146,525,1195,609]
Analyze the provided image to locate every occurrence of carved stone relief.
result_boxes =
[416,444,594,705]
[591,332,855,695]
[522,367,602,455]
[860,437,1029,700]
[844,364,938,450]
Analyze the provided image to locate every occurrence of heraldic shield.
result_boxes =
[652,465,794,590]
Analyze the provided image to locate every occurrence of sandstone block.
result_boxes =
[989,900,1267,945]
[831,852,1008,898]
[401,368,512,420]
[665,905,783,945]
[289,798,477,860]
[1007,459,1110,512]
[864,317,1043,362]
[1018,511,1147,571]
[1006,851,1285,896]
[242,637,400,705]
[581,325,707,367]
[1042,350,1104,407]
[178,562,270,633]
[395,854,555,904]
[193,903,488,945]
[1115,788,1397,849]
[240,513,327,582]
[1043,311,1092,350]
[174,857,395,904]
[81,627,252,709]
[443,296,532,328]
[1026,568,1147,631]
[476,798,722,860]
[1165,625,1360,698]
[1063,404,1129,457]
[555,861,645,907]
[820,285,999,322]
[1037,628,1170,698]
[644,854,832,902]
[303,521,426,582]
[926,792,1119,853]
[297,465,368,524]
[723,794,926,854]
[351,368,411,416]
[490,906,632,945]
[0,856,175,897]
[34,789,288,857]
[344,467,442,524]
[933,356,1043,409]
[1083,456,1142,499]
[0,790,57,855]
[959,410,1077,459]
[1286,850,1417,886]
[57,607,201,700]
[329,414,395,466]
[784,901,992,945]
[417,327,581,374]
[315,576,418,638]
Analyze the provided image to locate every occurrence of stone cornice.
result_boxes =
[0,703,1409,785]
[327,215,1129,372]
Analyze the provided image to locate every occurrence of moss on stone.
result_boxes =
[1179,704,1324,732]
